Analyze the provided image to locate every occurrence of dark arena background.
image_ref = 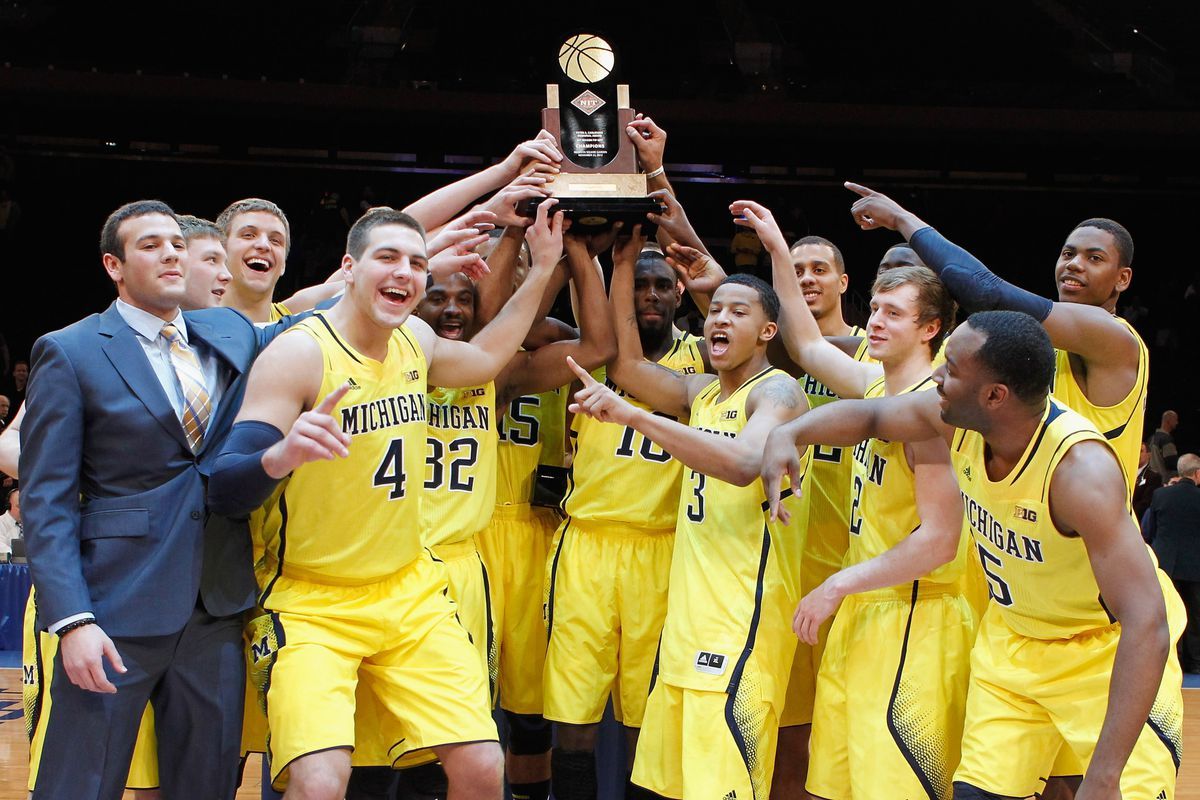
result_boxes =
[1,1,1200,797]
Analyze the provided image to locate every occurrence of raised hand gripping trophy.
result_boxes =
[522,33,664,231]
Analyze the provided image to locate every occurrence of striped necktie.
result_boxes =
[160,323,212,452]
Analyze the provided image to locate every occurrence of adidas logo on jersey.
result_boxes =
[346,378,362,390]
[1156,791,1167,800]
[694,651,728,675]
[722,791,737,799]
[962,465,973,480]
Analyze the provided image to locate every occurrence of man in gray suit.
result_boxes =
[20,200,266,799]
[1146,453,1200,672]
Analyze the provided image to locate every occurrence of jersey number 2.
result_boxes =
[848,475,864,535]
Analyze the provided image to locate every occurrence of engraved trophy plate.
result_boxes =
[521,33,663,232]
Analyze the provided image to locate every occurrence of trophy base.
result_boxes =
[519,196,664,234]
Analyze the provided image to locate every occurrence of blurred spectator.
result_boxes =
[1133,439,1163,530]
[1150,410,1180,480]
[730,223,763,275]
[1145,453,1200,672]
[0,487,19,557]
[1,359,27,411]
[0,394,9,428]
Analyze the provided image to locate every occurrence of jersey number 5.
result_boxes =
[373,439,407,500]
[976,544,1014,607]
[499,396,540,446]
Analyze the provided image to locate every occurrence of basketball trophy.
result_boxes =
[522,33,663,232]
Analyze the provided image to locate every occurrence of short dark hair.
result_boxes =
[99,200,178,261]
[177,214,223,244]
[1074,218,1134,268]
[719,274,781,322]
[636,248,674,277]
[216,198,292,253]
[346,207,426,260]
[966,310,1055,405]
[872,265,957,355]
[790,235,845,274]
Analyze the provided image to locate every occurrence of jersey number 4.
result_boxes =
[373,439,407,500]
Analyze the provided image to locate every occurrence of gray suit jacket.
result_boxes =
[20,303,265,637]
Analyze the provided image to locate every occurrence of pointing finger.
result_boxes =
[844,181,876,198]
[566,356,597,386]
[315,382,352,416]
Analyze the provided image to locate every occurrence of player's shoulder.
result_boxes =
[747,371,806,413]
[401,315,436,356]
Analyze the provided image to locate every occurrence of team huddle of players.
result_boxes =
[11,124,1187,800]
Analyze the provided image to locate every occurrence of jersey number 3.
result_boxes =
[685,469,706,522]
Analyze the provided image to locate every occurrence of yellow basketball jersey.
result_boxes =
[269,302,292,323]
[538,385,568,469]
[798,326,871,574]
[847,375,967,589]
[257,314,427,587]
[564,334,705,529]
[1051,316,1148,495]
[953,400,1137,639]
[658,368,808,699]
[495,388,562,505]
[423,382,498,547]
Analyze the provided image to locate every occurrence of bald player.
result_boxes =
[762,310,1183,800]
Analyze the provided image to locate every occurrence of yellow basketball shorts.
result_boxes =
[631,658,780,800]
[351,537,498,772]
[780,551,841,729]
[22,591,159,791]
[543,517,673,728]
[807,583,976,800]
[255,551,497,789]
[476,503,561,716]
[241,606,270,757]
[954,595,1185,799]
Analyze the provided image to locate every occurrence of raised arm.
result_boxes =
[846,183,1141,390]
[569,360,805,486]
[761,389,950,521]
[403,132,562,230]
[734,199,877,398]
[626,113,672,196]
[793,435,963,643]
[607,226,707,418]
[423,200,563,388]
[1050,441,1172,798]
[495,232,617,409]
